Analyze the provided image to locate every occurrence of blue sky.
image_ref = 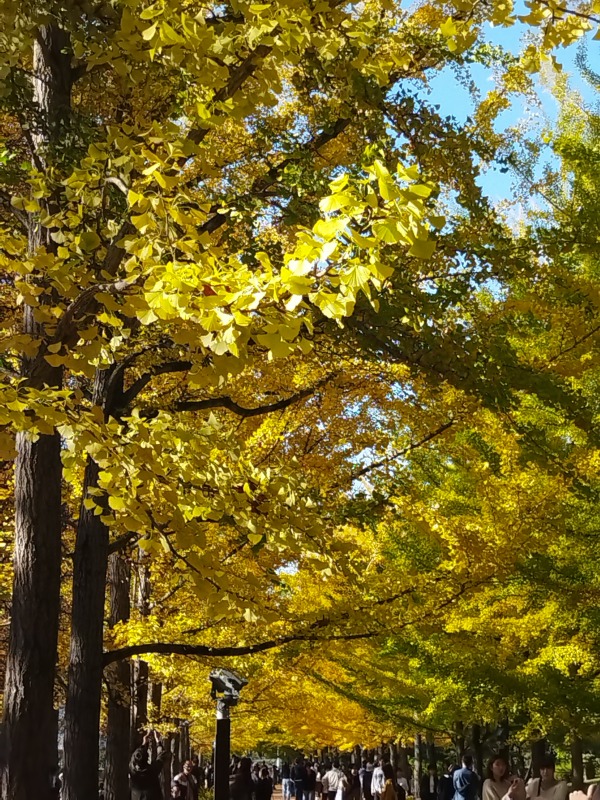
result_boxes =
[422,15,598,203]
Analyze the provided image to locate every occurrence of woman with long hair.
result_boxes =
[525,757,568,800]
[483,756,512,800]
[380,764,397,800]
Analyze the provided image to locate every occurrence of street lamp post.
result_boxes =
[209,669,248,800]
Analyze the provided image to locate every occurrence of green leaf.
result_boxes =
[408,238,436,259]
[78,231,101,251]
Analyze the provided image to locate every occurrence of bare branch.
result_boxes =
[350,419,455,480]
[172,387,315,417]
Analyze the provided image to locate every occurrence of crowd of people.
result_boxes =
[270,753,580,800]
[126,734,591,800]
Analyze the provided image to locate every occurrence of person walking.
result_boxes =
[381,765,397,800]
[305,762,317,800]
[256,766,274,800]
[292,758,308,800]
[283,763,293,800]
[396,769,409,798]
[421,765,439,800]
[325,761,347,800]
[438,765,456,800]
[453,755,480,800]
[230,757,255,800]
[130,730,172,800]
[362,763,374,800]
[347,767,361,800]
[372,762,386,800]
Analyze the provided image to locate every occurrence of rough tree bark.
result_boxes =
[63,369,114,800]
[1,23,73,800]
[104,553,132,800]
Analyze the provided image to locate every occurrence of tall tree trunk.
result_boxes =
[570,734,584,790]
[63,368,114,800]
[414,734,422,799]
[161,735,174,799]
[472,725,483,780]
[130,552,151,749]
[389,742,398,771]
[1,23,72,800]
[425,732,436,768]
[454,722,465,763]
[104,554,132,800]
[399,747,410,784]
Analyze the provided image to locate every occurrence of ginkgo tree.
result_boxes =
[1,0,599,799]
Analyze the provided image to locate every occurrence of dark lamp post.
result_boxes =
[209,669,247,800]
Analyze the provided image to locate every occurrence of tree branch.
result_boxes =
[121,360,192,408]
[103,580,477,666]
[172,387,315,417]
[350,419,455,480]
[108,531,140,555]
[103,630,377,666]
[53,276,137,344]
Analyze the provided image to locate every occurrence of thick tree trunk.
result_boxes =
[1,23,73,800]
[63,368,114,800]
[1,431,63,800]
[571,734,584,790]
[105,554,132,800]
